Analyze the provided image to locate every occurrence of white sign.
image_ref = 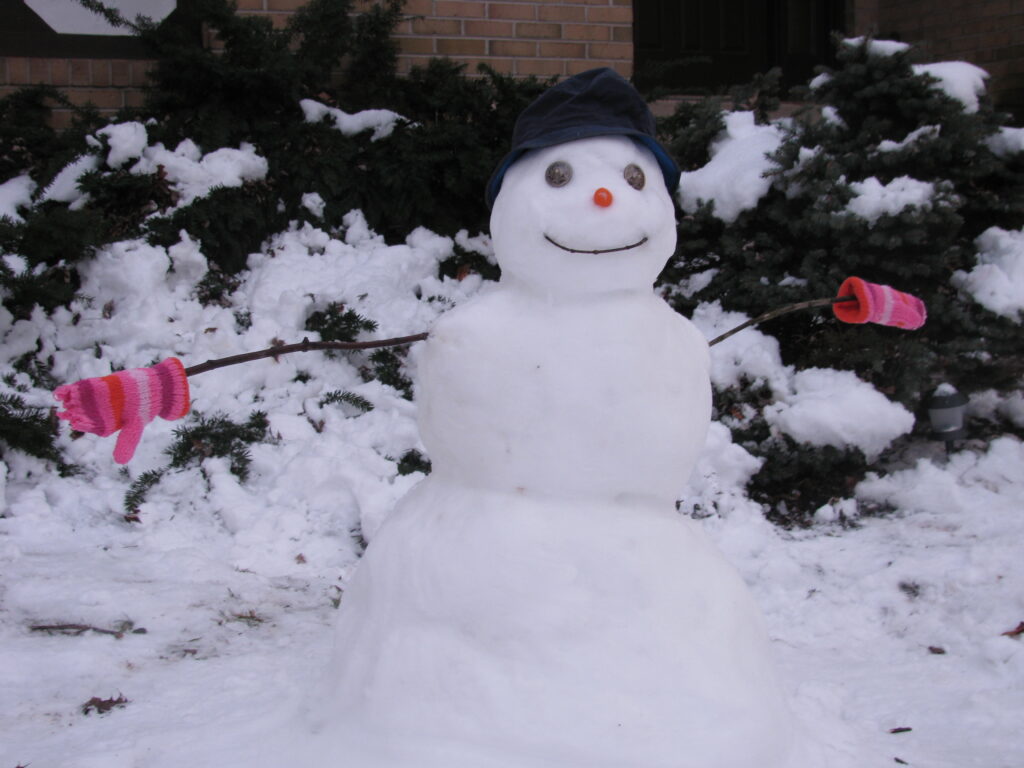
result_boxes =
[25,0,178,36]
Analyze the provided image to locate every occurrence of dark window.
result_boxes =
[634,0,845,93]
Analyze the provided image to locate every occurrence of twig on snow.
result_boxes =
[30,621,144,638]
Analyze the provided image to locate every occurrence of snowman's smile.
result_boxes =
[543,234,649,255]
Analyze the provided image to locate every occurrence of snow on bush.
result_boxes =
[300,98,407,141]
[846,176,936,224]
[241,213,468,343]
[690,301,790,393]
[0,174,36,222]
[764,368,915,458]
[969,389,1024,428]
[876,125,941,153]
[10,208,483,549]
[680,420,764,521]
[302,191,326,218]
[36,121,270,212]
[838,38,988,114]
[671,267,719,299]
[857,436,1024,517]
[986,126,1024,157]
[689,303,913,458]
[677,111,784,223]
[952,226,1024,321]
[94,121,150,168]
[913,61,989,114]
[779,145,823,199]
[39,153,101,207]
[42,210,476,397]
[842,36,910,57]
[808,72,832,90]
[820,105,845,127]
[131,139,269,209]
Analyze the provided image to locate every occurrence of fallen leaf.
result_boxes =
[1001,621,1024,638]
[82,695,129,715]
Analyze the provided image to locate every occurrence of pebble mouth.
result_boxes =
[543,234,649,255]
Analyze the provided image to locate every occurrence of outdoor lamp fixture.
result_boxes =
[927,384,969,451]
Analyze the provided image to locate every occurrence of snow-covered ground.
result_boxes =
[2,67,1024,764]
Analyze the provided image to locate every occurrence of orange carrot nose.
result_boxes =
[593,187,613,207]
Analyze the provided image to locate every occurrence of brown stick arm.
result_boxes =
[182,296,855,377]
[707,295,855,347]
[184,333,429,376]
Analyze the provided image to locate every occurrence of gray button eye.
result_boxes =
[545,161,573,187]
[624,164,645,190]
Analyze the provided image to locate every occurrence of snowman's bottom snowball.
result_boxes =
[303,479,794,768]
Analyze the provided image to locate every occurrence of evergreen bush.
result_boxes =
[1,0,547,292]
[0,392,65,468]
[122,410,271,516]
[304,303,378,345]
[659,37,1024,524]
[7,7,1015,533]
[0,0,547,466]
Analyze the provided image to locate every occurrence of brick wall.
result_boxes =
[388,0,633,78]
[235,0,635,77]
[7,1,1024,124]
[1,0,633,127]
[848,0,879,36]
[0,57,152,129]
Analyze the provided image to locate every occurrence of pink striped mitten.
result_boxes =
[54,357,191,464]
[833,277,927,330]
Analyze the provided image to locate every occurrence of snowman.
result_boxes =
[302,68,795,767]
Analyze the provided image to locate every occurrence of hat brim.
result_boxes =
[485,126,681,209]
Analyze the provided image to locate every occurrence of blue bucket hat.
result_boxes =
[485,67,681,209]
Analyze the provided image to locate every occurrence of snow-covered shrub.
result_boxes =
[953,226,1024,322]
[659,36,1024,522]
[133,0,546,247]
[123,410,273,517]
[0,392,65,470]
[1,0,544,287]
[0,0,545,464]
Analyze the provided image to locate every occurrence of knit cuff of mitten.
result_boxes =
[833,277,927,330]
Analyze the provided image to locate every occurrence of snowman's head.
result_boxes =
[490,135,677,296]
[487,68,680,296]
